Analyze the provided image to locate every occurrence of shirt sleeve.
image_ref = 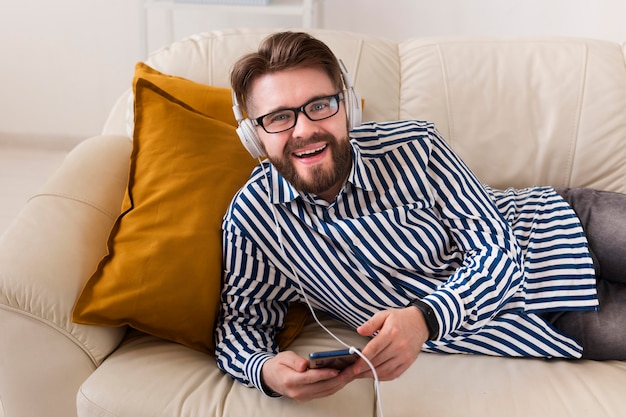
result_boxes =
[421,127,526,339]
[215,213,290,394]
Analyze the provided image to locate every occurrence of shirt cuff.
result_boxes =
[245,351,281,397]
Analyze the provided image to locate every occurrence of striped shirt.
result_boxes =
[216,120,598,391]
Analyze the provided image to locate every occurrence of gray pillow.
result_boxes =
[555,187,626,284]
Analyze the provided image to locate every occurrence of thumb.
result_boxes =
[283,351,309,372]
[357,311,389,336]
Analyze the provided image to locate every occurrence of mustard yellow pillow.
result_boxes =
[131,62,238,128]
[72,64,308,354]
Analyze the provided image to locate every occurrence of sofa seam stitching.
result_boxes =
[26,192,119,220]
[435,43,455,147]
[565,42,589,187]
[0,303,100,367]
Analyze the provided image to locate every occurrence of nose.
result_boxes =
[291,110,321,138]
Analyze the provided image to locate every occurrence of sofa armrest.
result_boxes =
[0,134,132,417]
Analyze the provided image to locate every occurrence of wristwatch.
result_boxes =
[406,299,439,340]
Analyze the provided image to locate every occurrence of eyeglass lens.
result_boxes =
[261,94,340,133]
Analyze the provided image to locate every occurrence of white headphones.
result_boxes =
[231,59,362,159]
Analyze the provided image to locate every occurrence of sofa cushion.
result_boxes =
[380,352,626,417]
[397,38,626,193]
[555,188,626,283]
[77,318,373,417]
[71,63,313,354]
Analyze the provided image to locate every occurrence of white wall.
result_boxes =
[325,0,626,41]
[1,0,625,141]
[0,0,144,140]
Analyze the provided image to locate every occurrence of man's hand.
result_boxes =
[340,307,429,382]
[261,351,355,402]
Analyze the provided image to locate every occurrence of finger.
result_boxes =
[357,310,389,336]
[296,382,345,402]
[277,350,310,372]
[352,353,407,381]
[288,370,347,402]
[344,360,373,380]
[337,362,362,383]
[290,354,310,373]
[304,368,341,383]
[357,331,393,371]
[376,354,414,381]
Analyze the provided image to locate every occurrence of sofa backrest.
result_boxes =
[398,37,626,193]
[104,28,625,194]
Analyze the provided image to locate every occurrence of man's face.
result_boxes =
[248,66,351,202]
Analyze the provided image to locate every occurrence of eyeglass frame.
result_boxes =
[251,92,345,134]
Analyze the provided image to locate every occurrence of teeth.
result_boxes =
[296,145,326,157]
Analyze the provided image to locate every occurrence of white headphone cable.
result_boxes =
[258,159,384,417]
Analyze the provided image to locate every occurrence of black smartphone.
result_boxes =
[308,348,359,370]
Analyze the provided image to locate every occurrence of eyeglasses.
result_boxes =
[252,92,344,134]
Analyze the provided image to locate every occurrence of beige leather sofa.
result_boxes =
[1,28,625,417]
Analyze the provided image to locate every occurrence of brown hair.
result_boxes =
[230,31,343,114]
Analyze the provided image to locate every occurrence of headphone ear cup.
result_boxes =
[236,119,265,159]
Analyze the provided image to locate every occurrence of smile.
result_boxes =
[294,144,327,159]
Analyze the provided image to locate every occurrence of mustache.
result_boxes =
[283,132,337,154]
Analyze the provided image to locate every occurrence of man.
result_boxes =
[216,31,626,402]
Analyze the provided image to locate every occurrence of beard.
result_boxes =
[268,132,352,196]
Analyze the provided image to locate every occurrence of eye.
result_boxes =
[307,98,331,113]
[265,110,293,126]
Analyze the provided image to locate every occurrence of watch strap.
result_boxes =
[407,298,439,340]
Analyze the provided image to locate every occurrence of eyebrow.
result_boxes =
[259,92,337,117]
